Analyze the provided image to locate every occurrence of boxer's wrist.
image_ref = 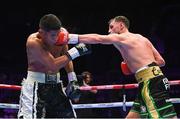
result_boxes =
[68,34,79,44]
[68,71,77,82]
[66,47,80,60]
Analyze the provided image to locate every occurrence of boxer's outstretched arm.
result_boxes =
[56,31,125,45]
[78,33,124,45]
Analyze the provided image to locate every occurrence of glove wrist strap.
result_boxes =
[68,34,79,44]
[67,47,80,60]
[68,71,77,82]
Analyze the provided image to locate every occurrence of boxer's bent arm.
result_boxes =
[54,55,72,70]
[61,45,75,72]
[62,45,78,82]
[27,39,71,72]
[54,43,91,71]
[148,40,165,67]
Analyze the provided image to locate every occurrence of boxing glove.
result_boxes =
[66,43,92,60]
[55,28,79,45]
[65,79,81,101]
[121,61,132,75]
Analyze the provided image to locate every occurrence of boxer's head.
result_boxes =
[38,14,62,45]
[113,16,130,29]
[108,16,130,34]
[39,14,62,32]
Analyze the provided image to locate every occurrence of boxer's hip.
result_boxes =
[26,71,61,84]
[135,62,164,83]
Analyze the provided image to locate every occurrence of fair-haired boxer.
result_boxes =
[18,14,91,119]
[56,16,177,118]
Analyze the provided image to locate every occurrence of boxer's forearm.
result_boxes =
[78,34,113,44]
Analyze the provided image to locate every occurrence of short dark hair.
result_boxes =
[81,71,92,79]
[39,14,62,31]
[110,16,130,29]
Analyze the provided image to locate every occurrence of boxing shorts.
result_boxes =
[130,62,177,118]
[18,71,76,119]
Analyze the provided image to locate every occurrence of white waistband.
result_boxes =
[136,66,149,74]
[27,71,61,83]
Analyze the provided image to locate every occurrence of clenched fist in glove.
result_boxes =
[65,43,92,60]
[65,72,81,101]
[55,27,79,45]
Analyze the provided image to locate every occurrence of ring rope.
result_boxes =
[0,98,180,109]
[80,80,180,90]
[0,80,180,90]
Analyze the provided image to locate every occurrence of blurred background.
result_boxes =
[0,0,180,118]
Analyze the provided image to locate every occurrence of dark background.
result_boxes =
[0,0,180,76]
[0,0,180,118]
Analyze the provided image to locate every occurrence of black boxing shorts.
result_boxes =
[130,62,177,118]
[18,71,76,118]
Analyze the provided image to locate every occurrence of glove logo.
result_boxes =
[76,43,88,52]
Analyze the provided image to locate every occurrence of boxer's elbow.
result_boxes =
[95,37,104,44]
[88,34,104,44]
[50,61,66,72]
[48,65,59,73]
[93,35,112,44]
[161,60,165,67]
[157,59,165,67]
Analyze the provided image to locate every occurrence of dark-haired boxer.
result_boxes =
[18,14,91,119]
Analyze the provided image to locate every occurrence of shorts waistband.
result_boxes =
[27,71,61,84]
[135,64,164,83]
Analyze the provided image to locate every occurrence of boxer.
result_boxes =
[18,14,91,119]
[55,15,177,118]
